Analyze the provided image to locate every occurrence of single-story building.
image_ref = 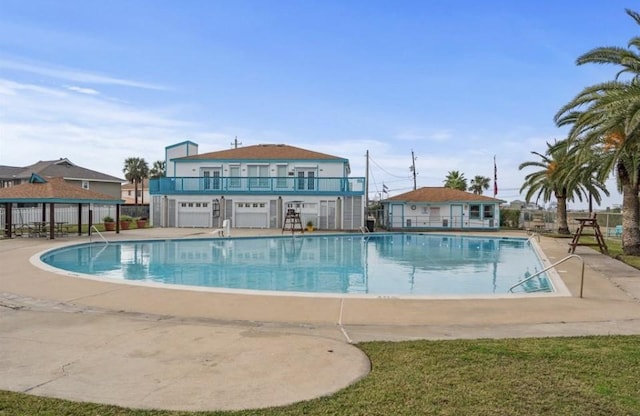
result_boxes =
[380,187,505,231]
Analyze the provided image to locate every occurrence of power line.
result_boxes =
[369,156,408,178]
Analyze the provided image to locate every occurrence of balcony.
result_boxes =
[149,176,365,196]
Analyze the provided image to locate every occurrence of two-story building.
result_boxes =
[0,158,123,198]
[149,141,366,230]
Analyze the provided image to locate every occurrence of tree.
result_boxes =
[554,8,640,253]
[123,157,149,206]
[149,160,166,178]
[469,175,490,195]
[443,171,467,191]
[519,140,608,235]
[565,129,640,254]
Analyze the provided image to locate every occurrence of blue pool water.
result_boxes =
[40,234,551,296]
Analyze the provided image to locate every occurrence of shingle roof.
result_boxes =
[385,187,504,203]
[0,177,123,204]
[177,144,346,161]
[0,165,23,177]
[7,159,124,182]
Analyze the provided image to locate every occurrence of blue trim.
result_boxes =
[149,176,365,196]
[29,173,47,183]
[165,140,198,151]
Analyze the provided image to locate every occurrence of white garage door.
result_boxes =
[177,201,210,227]
[235,212,268,228]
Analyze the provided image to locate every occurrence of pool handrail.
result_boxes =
[89,225,109,246]
[509,254,584,297]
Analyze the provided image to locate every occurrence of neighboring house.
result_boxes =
[508,200,527,210]
[121,179,150,205]
[0,159,125,228]
[381,187,504,231]
[149,141,366,229]
[0,158,124,198]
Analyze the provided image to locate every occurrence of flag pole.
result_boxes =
[493,155,498,197]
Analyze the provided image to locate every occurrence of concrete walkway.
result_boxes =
[1,228,640,411]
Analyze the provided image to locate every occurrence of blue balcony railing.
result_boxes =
[149,176,365,195]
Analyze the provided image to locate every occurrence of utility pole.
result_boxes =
[230,136,242,149]
[410,150,417,190]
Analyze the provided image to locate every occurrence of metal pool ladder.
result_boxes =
[89,225,109,246]
[509,254,585,298]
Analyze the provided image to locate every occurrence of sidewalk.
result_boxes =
[1,228,640,411]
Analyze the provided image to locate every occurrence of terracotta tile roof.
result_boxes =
[385,187,504,203]
[177,144,346,161]
[0,177,122,203]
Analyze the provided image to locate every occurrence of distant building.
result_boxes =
[121,179,150,205]
[0,158,123,198]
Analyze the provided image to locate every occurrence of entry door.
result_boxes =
[296,170,315,190]
[202,168,221,190]
[451,204,463,228]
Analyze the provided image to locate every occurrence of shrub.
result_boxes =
[103,216,114,223]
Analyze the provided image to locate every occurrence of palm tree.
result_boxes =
[123,157,149,206]
[574,130,640,254]
[519,140,608,235]
[443,171,467,191]
[554,8,640,253]
[469,175,490,195]
[149,160,166,179]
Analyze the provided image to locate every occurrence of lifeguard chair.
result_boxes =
[282,207,304,234]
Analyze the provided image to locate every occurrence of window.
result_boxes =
[229,165,240,188]
[483,205,494,219]
[276,165,287,188]
[81,180,90,190]
[469,204,481,219]
[307,171,315,190]
[248,165,269,188]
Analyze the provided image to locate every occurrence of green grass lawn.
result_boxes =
[2,336,639,416]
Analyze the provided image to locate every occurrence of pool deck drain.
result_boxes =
[2,228,640,411]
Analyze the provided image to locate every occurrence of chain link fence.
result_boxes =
[501,208,622,238]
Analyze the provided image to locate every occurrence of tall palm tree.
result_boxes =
[469,175,490,195]
[149,160,166,179]
[519,140,608,235]
[123,157,149,206]
[554,8,640,253]
[443,171,467,191]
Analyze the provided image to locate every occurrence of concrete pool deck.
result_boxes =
[2,228,640,411]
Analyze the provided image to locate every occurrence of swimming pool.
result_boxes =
[39,233,555,296]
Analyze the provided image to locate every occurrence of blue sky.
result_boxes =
[0,0,635,208]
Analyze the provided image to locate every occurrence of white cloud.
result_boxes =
[65,85,100,95]
[0,58,166,90]
[0,78,209,178]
